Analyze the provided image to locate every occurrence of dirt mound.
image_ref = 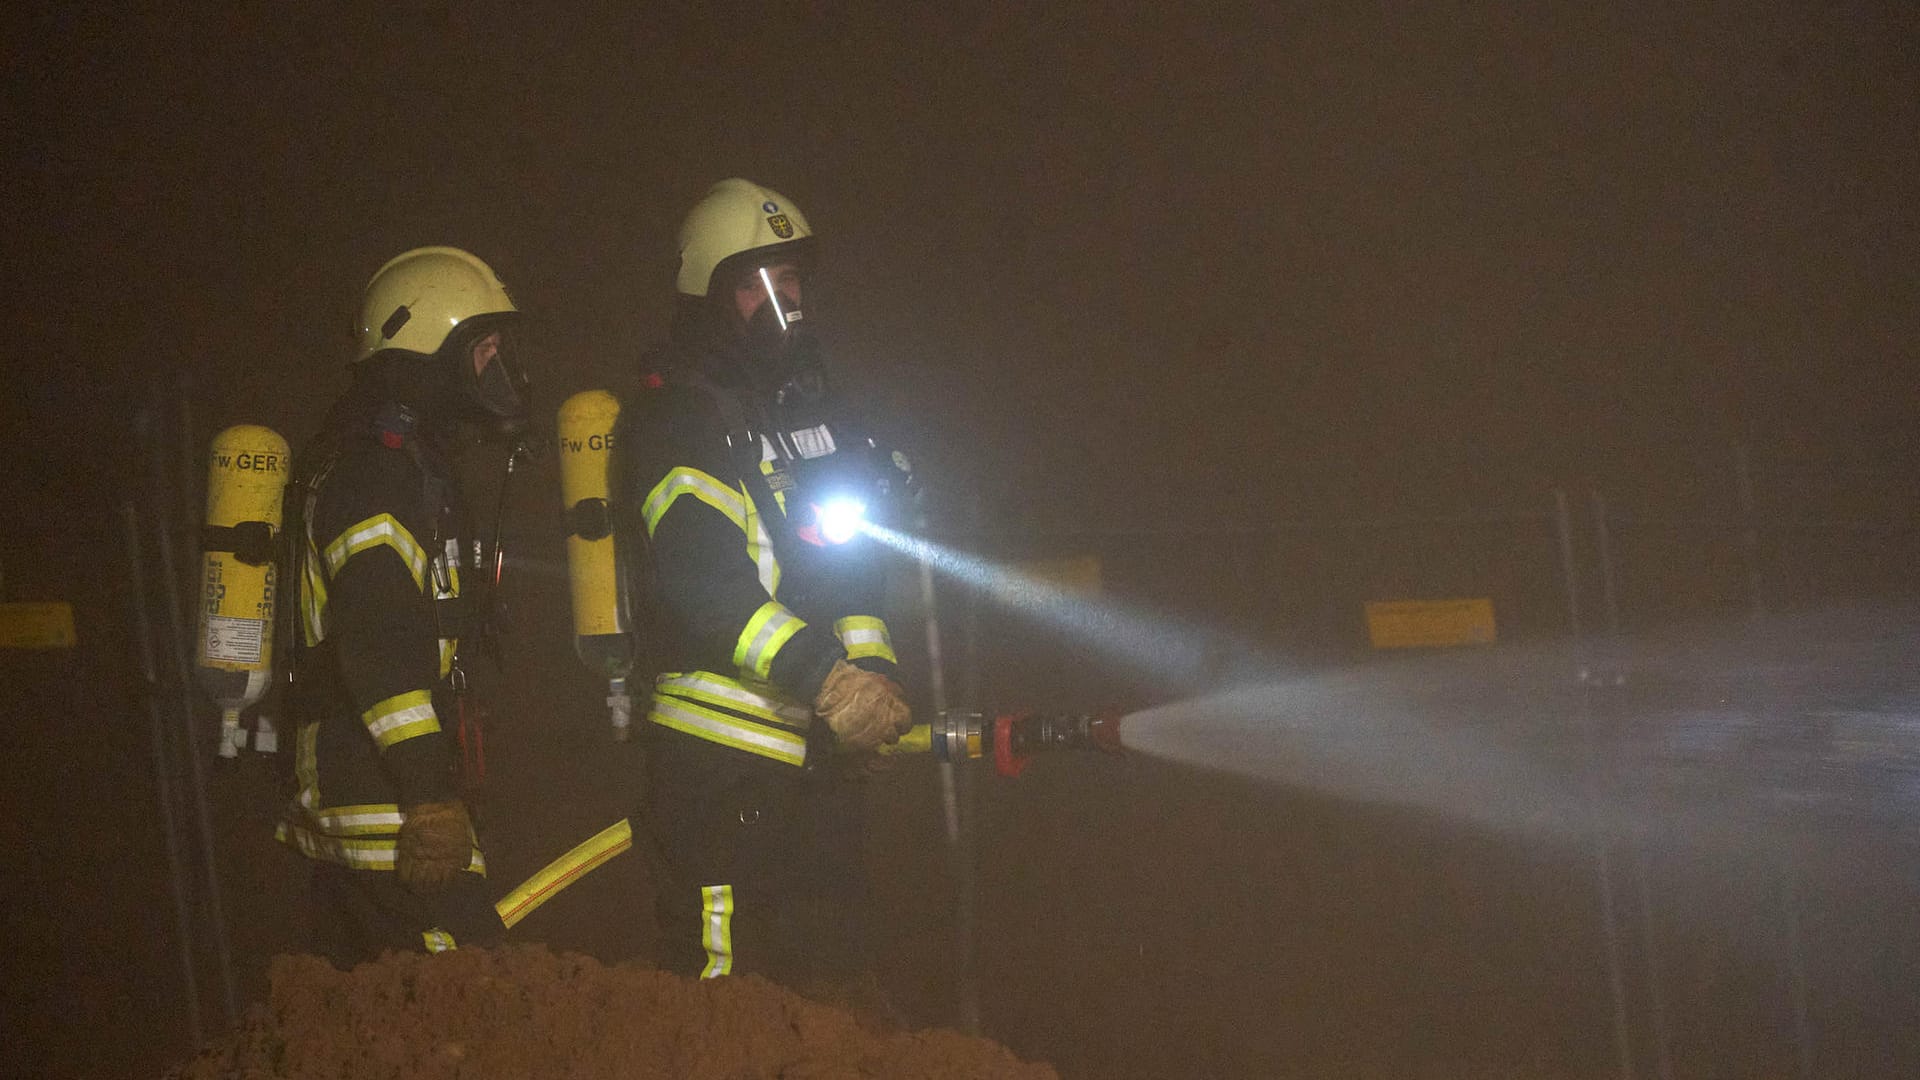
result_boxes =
[167,945,1056,1080]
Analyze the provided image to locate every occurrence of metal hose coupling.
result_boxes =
[915,708,1124,776]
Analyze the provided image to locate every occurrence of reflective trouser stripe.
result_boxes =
[733,601,805,681]
[700,885,735,978]
[362,689,440,750]
[655,672,811,728]
[422,929,457,953]
[833,616,896,664]
[648,694,807,767]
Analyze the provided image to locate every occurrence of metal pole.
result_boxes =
[1589,490,1621,636]
[1589,488,1671,1078]
[146,404,241,1028]
[1553,489,1584,642]
[122,498,205,1051]
[1556,489,1634,1078]
[1630,843,1674,1080]
[1779,852,1816,1079]
[1576,682,1634,1080]
[1732,442,1766,620]
[178,369,198,611]
[917,511,980,1035]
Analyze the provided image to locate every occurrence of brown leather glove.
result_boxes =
[813,659,912,752]
[396,800,473,895]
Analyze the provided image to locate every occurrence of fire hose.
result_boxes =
[493,708,1124,929]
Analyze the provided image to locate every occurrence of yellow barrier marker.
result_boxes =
[0,602,77,649]
[1364,598,1497,649]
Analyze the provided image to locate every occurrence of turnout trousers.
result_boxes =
[643,725,873,986]
[307,862,502,969]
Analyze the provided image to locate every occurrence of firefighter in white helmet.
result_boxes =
[277,246,532,965]
[614,180,916,995]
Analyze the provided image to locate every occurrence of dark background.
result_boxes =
[5,4,1918,1077]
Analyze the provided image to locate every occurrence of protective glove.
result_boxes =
[813,659,912,752]
[396,800,473,895]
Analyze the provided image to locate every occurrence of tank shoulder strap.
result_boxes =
[671,371,806,569]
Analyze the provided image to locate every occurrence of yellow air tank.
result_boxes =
[557,390,636,739]
[195,424,290,757]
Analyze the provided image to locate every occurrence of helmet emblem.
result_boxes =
[761,201,779,213]
[767,213,794,239]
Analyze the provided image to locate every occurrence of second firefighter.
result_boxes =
[614,178,916,988]
[279,246,533,965]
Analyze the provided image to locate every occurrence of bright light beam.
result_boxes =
[862,520,1264,689]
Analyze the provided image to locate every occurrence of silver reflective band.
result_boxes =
[657,672,811,726]
[642,468,746,533]
[787,425,835,459]
[366,698,436,743]
[315,808,405,835]
[650,696,807,766]
[701,884,735,978]
[325,513,428,589]
[734,601,805,680]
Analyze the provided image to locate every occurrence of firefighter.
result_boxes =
[277,246,532,966]
[613,179,916,992]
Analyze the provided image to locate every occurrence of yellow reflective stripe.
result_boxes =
[733,601,805,680]
[642,467,747,536]
[277,824,398,869]
[282,800,402,839]
[294,721,322,812]
[743,492,781,596]
[496,818,634,930]
[323,513,428,593]
[833,616,896,663]
[759,458,788,514]
[276,820,489,874]
[301,534,329,646]
[290,731,407,834]
[422,929,457,953]
[432,538,459,676]
[361,689,439,750]
[313,803,405,836]
[700,885,735,978]
[656,672,811,728]
[648,695,807,767]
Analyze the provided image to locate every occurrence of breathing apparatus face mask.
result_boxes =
[443,318,534,440]
[731,261,824,392]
